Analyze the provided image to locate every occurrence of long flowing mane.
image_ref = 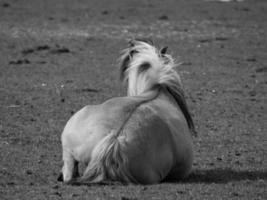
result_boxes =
[163,81,196,136]
[119,40,196,135]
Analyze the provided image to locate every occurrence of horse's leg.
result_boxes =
[58,161,79,182]
[61,148,77,183]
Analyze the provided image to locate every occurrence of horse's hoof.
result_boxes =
[57,173,63,182]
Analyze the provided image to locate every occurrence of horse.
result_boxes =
[58,39,196,184]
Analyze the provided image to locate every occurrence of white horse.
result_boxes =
[58,39,196,184]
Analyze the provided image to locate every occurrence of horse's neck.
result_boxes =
[103,88,160,124]
[127,87,179,111]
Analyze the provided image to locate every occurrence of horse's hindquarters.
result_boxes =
[120,106,176,184]
[164,145,193,181]
[127,142,174,184]
[121,94,193,183]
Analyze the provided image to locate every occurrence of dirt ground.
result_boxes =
[0,0,266,199]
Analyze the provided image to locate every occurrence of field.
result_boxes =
[0,0,266,199]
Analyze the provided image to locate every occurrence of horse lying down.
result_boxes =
[58,39,196,184]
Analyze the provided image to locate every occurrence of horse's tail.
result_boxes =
[78,131,136,184]
[73,89,159,185]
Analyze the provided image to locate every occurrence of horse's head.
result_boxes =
[119,39,181,96]
[119,39,196,136]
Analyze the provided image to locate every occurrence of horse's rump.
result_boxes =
[79,90,192,184]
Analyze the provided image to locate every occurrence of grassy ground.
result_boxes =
[0,0,266,199]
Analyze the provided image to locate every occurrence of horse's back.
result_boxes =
[61,95,152,163]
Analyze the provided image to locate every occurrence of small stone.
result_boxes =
[26,169,33,175]
[208,162,215,166]
[53,191,61,197]
[142,186,147,191]
[22,48,34,55]
[71,193,79,197]
[232,192,239,196]
[246,57,256,62]
[216,157,223,161]
[121,197,137,200]
[235,152,241,156]
[248,90,256,97]
[36,45,50,51]
[158,15,169,20]
[7,181,15,185]
[2,3,10,7]
[102,10,109,15]
[52,184,59,189]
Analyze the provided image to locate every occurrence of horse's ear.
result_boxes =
[160,46,168,55]
[119,49,138,81]
[129,39,135,47]
[119,53,130,81]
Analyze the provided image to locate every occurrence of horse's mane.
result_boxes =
[163,82,196,136]
[119,40,196,136]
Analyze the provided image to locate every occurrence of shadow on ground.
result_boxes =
[180,168,267,183]
[62,168,267,186]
